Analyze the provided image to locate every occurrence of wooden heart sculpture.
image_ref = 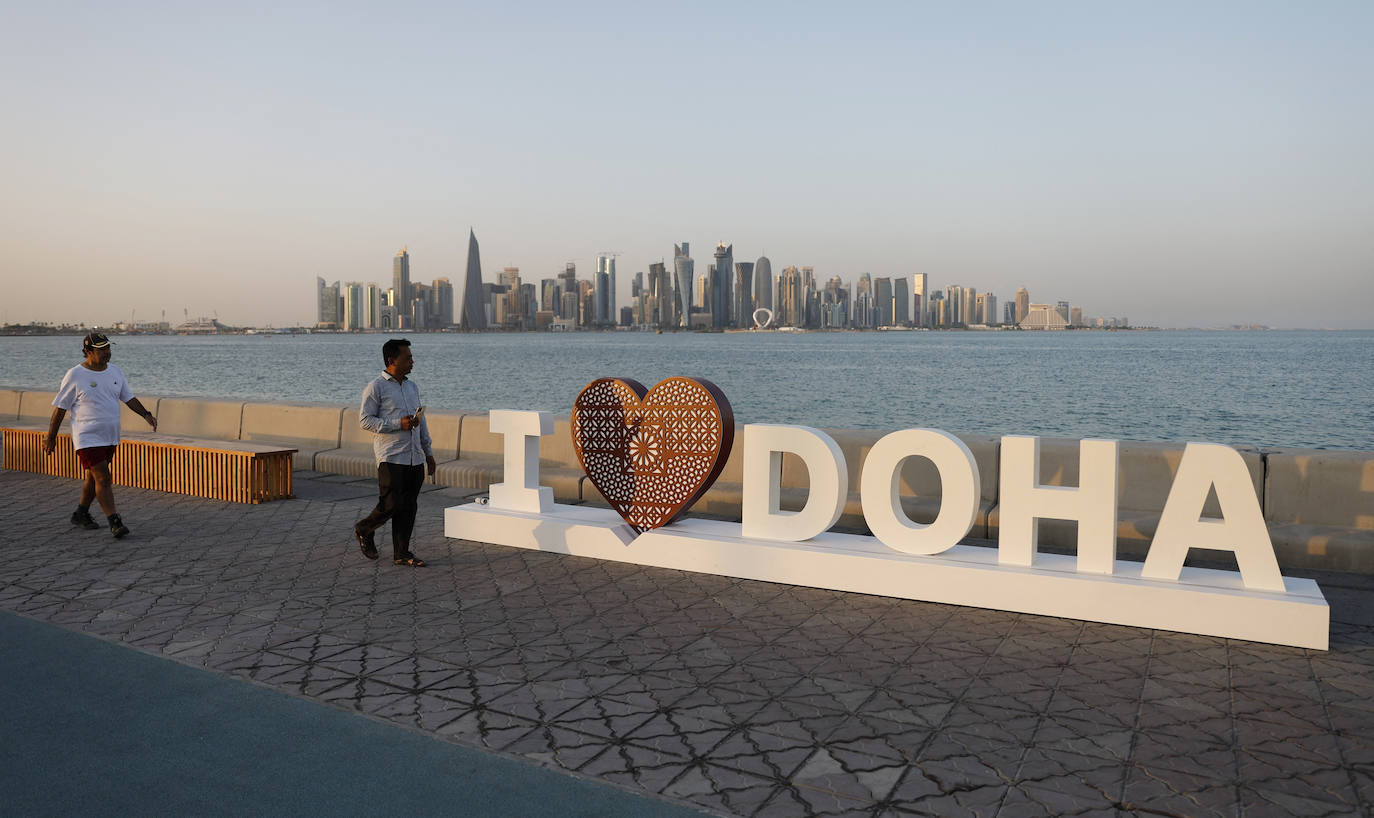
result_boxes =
[572,377,735,533]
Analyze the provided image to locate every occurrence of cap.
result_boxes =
[83,331,112,350]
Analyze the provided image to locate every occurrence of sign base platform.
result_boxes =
[444,502,1329,650]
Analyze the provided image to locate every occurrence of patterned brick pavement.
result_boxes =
[3,468,1373,817]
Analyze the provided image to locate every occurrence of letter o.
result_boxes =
[860,429,980,555]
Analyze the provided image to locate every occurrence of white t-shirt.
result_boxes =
[53,363,135,450]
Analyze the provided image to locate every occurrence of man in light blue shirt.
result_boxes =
[353,338,435,566]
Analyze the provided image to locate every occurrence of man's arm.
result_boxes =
[359,380,393,433]
[126,398,157,431]
[418,412,436,476]
[44,408,66,455]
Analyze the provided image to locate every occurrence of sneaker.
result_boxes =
[109,514,130,539]
[71,509,100,530]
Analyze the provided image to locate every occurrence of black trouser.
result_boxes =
[355,462,425,558]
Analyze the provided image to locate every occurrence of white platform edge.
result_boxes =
[445,503,1330,650]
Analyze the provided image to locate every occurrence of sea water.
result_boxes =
[2,330,1370,450]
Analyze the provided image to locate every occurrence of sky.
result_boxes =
[2,1,1371,329]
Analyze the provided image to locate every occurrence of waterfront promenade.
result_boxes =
[3,467,1373,816]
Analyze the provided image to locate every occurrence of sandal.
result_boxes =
[394,553,427,567]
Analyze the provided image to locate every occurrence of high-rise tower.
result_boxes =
[673,243,694,328]
[459,229,487,330]
[733,262,754,328]
[711,243,733,328]
[1015,287,1030,325]
[912,273,927,328]
[393,247,411,311]
[753,255,773,311]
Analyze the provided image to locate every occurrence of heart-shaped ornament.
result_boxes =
[572,376,735,532]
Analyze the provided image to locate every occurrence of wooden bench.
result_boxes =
[1,427,295,504]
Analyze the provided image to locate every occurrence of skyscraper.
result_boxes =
[392,247,411,310]
[433,278,454,327]
[459,229,487,330]
[710,243,733,328]
[874,277,894,327]
[733,262,754,328]
[673,243,694,328]
[364,283,382,329]
[647,261,672,328]
[594,264,610,325]
[753,255,773,311]
[316,277,341,328]
[894,277,910,325]
[778,266,804,327]
[912,273,927,328]
[596,255,617,324]
[343,282,365,331]
[1015,287,1030,325]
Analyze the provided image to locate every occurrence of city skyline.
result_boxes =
[3,4,1371,329]
[310,238,1125,334]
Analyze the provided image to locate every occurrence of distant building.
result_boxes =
[710,243,733,328]
[393,247,411,310]
[343,282,365,330]
[1070,306,1083,327]
[874,277,894,326]
[912,273,927,328]
[893,277,909,326]
[459,229,487,330]
[316,278,341,328]
[596,255,615,326]
[364,283,382,329]
[778,266,804,327]
[1015,287,1030,324]
[432,278,454,327]
[673,243,694,328]
[1021,305,1070,330]
[753,255,773,311]
[733,262,754,328]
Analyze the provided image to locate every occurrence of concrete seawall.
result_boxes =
[5,389,1372,574]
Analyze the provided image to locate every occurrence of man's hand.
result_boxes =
[400,415,417,431]
[43,436,56,455]
[426,454,436,477]
[144,413,158,431]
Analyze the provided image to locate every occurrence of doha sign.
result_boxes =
[447,383,1328,650]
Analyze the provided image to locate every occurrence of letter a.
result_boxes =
[1142,443,1284,592]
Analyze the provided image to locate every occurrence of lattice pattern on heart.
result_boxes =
[572,377,734,533]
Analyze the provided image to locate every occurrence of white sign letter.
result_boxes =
[488,410,554,513]
[741,424,846,541]
[861,429,979,555]
[999,436,1120,573]
[1142,442,1284,592]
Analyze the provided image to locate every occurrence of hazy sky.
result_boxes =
[3,2,1371,328]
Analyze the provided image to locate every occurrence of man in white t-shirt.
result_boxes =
[44,332,158,538]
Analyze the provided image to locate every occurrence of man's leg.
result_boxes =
[79,471,96,508]
[70,471,101,530]
[354,463,397,559]
[87,458,128,538]
[89,461,116,516]
[391,465,425,563]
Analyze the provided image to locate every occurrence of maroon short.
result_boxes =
[76,445,117,470]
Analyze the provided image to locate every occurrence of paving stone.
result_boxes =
[4,468,1374,816]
